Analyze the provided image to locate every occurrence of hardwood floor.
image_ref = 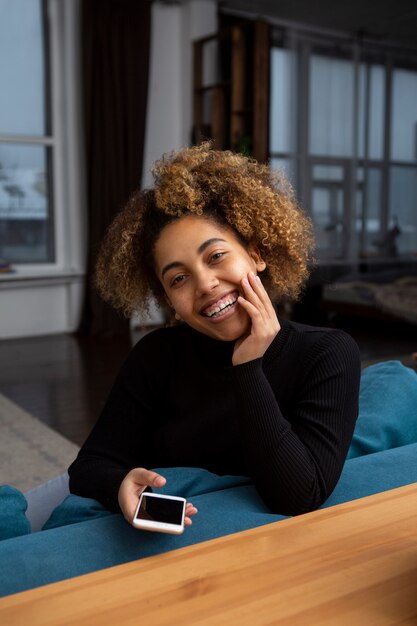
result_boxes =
[0,317,415,447]
[0,332,132,446]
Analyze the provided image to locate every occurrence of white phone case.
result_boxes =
[133,492,186,534]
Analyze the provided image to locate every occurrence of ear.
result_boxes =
[247,243,266,272]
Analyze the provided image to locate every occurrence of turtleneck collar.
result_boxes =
[180,317,290,367]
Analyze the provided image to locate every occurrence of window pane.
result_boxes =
[313,164,344,181]
[391,68,417,162]
[270,48,294,153]
[0,143,53,262]
[310,164,346,258]
[0,0,47,135]
[269,157,296,185]
[309,55,354,157]
[358,64,384,160]
[388,166,417,255]
[356,167,383,257]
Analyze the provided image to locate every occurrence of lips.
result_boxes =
[201,291,239,318]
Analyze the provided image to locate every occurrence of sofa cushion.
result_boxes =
[0,486,31,540]
[348,360,417,459]
[42,469,257,531]
[43,495,113,530]
[2,445,417,598]
[0,471,286,598]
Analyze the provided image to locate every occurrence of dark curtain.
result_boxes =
[78,0,151,335]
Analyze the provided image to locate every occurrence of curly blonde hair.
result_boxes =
[95,142,315,319]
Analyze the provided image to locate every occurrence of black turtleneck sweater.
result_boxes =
[68,318,361,516]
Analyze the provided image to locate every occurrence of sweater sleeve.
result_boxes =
[231,330,361,515]
[68,340,158,513]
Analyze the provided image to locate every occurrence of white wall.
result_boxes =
[142,0,217,187]
[0,274,84,338]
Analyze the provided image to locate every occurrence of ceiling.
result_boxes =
[219,0,417,50]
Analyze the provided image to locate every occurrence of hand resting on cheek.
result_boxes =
[232,272,281,366]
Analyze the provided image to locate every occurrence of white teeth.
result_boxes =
[206,295,238,318]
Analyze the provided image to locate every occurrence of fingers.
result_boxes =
[240,273,265,310]
[244,272,274,309]
[184,502,198,526]
[233,272,280,365]
[118,468,167,523]
[128,468,167,489]
[238,272,277,326]
[119,469,199,530]
[186,502,198,514]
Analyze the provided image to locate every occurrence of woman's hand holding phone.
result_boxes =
[233,272,280,366]
[118,467,197,528]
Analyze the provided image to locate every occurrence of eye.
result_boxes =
[170,273,187,288]
[209,251,226,263]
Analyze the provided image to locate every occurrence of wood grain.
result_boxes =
[2,483,417,625]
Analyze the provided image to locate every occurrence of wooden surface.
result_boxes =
[2,483,417,625]
[0,332,132,446]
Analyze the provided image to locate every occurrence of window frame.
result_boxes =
[0,0,86,280]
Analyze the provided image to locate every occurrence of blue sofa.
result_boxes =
[1,361,417,597]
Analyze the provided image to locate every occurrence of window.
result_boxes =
[0,0,54,264]
[309,54,355,158]
[269,28,417,263]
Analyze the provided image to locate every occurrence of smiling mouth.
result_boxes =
[201,291,239,319]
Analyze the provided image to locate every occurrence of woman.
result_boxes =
[69,143,361,526]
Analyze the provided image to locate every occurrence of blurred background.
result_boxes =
[0,0,416,444]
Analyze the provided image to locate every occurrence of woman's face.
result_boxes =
[154,215,265,342]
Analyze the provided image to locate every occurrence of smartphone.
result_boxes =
[132,492,186,534]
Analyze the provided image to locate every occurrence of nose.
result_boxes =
[195,268,219,295]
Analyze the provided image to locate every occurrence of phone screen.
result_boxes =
[135,494,184,525]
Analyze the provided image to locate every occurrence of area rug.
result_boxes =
[0,393,79,492]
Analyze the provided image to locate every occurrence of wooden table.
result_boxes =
[2,483,417,625]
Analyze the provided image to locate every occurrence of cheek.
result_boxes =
[230,257,257,279]
[168,291,190,315]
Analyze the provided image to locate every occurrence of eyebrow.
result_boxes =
[160,237,227,280]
